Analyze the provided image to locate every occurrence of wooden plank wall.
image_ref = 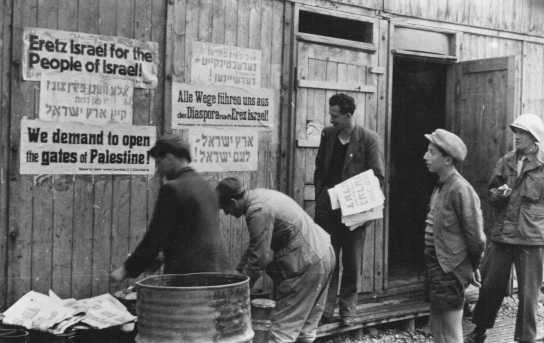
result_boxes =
[164,0,284,270]
[456,33,544,138]
[329,0,380,9]
[522,42,544,116]
[384,0,544,37]
[0,0,13,308]
[4,0,166,308]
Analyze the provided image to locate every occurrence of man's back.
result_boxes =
[124,167,231,276]
[246,189,331,261]
[164,168,231,273]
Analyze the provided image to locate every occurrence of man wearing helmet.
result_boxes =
[466,114,544,343]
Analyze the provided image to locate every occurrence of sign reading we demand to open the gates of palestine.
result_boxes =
[22,27,159,88]
[171,82,274,128]
[20,118,156,175]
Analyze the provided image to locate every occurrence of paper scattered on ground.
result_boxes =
[1,290,136,334]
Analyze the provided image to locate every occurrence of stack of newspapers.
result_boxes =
[327,169,384,231]
[1,290,136,334]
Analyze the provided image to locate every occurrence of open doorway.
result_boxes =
[388,56,447,287]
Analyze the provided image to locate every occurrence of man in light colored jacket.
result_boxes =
[216,177,335,343]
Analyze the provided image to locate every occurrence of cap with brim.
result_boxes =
[149,134,191,162]
[216,177,244,205]
[424,129,467,162]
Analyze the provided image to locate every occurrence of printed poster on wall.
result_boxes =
[22,27,158,88]
[171,82,274,128]
[188,127,258,172]
[39,73,133,124]
[20,118,156,175]
[191,41,261,87]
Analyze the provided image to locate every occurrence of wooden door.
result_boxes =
[293,39,383,293]
[446,56,519,234]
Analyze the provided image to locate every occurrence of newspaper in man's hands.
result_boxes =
[327,170,384,229]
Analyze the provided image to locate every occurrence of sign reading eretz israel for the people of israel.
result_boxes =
[171,82,274,128]
[39,73,133,124]
[22,27,158,88]
[20,118,156,175]
[191,41,261,87]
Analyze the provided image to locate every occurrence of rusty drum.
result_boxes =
[135,273,254,343]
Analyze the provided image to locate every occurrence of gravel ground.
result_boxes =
[317,293,544,343]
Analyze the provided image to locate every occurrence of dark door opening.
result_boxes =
[388,56,447,287]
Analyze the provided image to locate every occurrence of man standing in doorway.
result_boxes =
[422,129,486,343]
[216,177,335,343]
[110,134,231,282]
[466,113,544,343]
[314,93,385,325]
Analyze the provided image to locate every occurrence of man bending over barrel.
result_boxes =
[216,177,335,343]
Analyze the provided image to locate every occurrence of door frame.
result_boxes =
[289,3,388,293]
[385,20,461,290]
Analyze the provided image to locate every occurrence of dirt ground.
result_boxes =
[317,294,544,343]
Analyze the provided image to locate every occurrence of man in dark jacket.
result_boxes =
[110,134,230,281]
[466,113,544,343]
[314,93,385,325]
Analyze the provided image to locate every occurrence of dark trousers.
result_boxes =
[472,241,544,343]
[323,225,366,318]
[315,190,366,319]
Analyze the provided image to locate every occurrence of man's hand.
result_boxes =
[491,185,512,199]
[471,268,482,288]
[110,265,128,282]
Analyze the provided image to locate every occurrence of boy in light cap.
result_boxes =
[467,114,544,343]
[422,129,486,343]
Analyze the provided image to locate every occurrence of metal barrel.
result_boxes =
[0,329,29,343]
[250,298,275,343]
[135,273,254,343]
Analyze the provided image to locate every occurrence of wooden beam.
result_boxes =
[463,57,510,74]
[279,1,296,195]
[390,16,544,45]
[316,301,430,338]
[0,0,13,309]
[391,49,457,62]
[296,138,320,148]
[297,32,377,53]
[297,79,377,93]
[303,184,315,201]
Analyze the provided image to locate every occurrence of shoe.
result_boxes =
[318,315,336,326]
[465,329,486,343]
[341,316,358,326]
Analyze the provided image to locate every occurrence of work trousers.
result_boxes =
[472,241,544,343]
[270,247,335,343]
[323,225,366,319]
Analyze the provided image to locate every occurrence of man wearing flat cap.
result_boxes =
[422,129,486,343]
[110,134,230,282]
[467,114,544,343]
[216,177,334,343]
